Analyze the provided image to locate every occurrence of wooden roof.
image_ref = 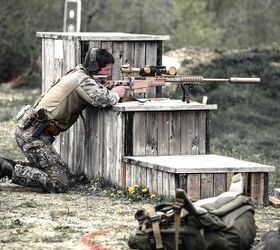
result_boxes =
[123,154,275,173]
[112,99,218,112]
[36,32,169,41]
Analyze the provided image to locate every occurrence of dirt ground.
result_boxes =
[1,180,280,250]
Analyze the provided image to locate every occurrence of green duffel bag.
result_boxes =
[128,188,256,250]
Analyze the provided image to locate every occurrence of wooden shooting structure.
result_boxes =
[37,32,274,203]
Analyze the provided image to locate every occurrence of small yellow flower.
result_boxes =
[133,184,139,188]
[141,188,148,193]
[128,186,135,193]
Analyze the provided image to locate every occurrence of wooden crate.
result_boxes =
[36,32,169,177]
[122,154,275,203]
[62,100,216,185]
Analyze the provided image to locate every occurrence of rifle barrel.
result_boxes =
[158,76,260,84]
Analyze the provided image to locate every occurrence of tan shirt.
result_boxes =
[35,65,119,131]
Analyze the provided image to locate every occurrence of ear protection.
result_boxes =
[88,48,100,73]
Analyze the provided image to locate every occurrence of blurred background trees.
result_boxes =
[1,0,280,84]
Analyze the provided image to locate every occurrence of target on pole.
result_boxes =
[63,0,81,32]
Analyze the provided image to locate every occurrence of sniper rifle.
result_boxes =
[104,65,260,103]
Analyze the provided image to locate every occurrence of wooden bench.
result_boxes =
[122,154,275,203]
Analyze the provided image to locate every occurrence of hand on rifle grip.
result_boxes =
[112,86,129,97]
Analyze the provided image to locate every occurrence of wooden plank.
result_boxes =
[134,41,145,98]
[213,173,227,196]
[37,32,169,41]
[108,110,115,184]
[87,108,99,179]
[227,172,235,191]
[264,173,269,204]
[136,164,142,187]
[192,111,199,154]
[63,39,76,73]
[251,173,264,202]
[197,111,206,154]
[200,174,214,199]
[242,173,249,196]
[180,111,191,154]
[126,163,131,188]
[89,41,101,49]
[152,168,158,195]
[101,41,113,53]
[123,42,135,67]
[145,42,157,98]
[145,112,158,156]
[112,42,124,80]
[76,116,85,175]
[178,174,187,191]
[157,112,169,155]
[169,173,176,197]
[157,171,163,196]
[162,172,170,196]
[123,155,275,174]
[146,168,153,193]
[131,164,137,186]
[132,112,146,156]
[98,110,105,178]
[41,38,46,92]
[103,110,111,183]
[115,112,123,185]
[121,161,126,189]
[187,174,201,201]
[169,112,181,155]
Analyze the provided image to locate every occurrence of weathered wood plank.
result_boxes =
[112,42,124,80]
[123,42,135,67]
[162,172,170,196]
[157,171,163,196]
[169,173,176,197]
[89,41,101,49]
[125,163,131,188]
[146,112,158,156]
[157,112,169,155]
[132,112,146,156]
[87,108,99,179]
[200,174,214,199]
[37,32,169,41]
[180,111,191,154]
[178,174,187,191]
[213,173,227,196]
[146,168,153,193]
[169,112,181,155]
[114,111,123,185]
[187,174,200,201]
[98,110,105,177]
[197,111,206,154]
[251,173,264,202]
[227,172,235,191]
[134,42,145,98]
[145,42,157,97]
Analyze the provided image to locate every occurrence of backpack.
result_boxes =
[128,174,256,250]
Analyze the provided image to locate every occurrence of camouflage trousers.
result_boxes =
[13,125,69,193]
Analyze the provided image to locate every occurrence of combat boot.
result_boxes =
[0,157,16,179]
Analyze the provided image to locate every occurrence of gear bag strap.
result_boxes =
[173,197,184,250]
[142,204,163,249]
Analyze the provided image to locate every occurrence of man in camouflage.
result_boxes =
[0,48,126,193]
